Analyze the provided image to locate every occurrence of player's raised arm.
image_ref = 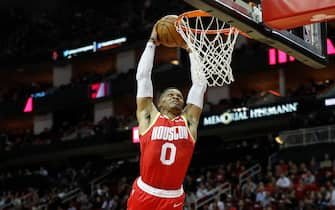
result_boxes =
[182,51,207,140]
[136,25,160,133]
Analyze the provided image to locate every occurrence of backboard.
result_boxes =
[184,0,329,69]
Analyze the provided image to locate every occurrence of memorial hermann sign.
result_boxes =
[203,102,299,126]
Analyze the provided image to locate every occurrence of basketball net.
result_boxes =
[176,10,239,86]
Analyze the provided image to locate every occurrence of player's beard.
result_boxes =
[169,101,183,115]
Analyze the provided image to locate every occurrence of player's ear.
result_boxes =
[157,95,163,109]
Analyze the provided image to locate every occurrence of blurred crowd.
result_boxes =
[186,154,335,210]
[0,158,110,210]
[1,140,335,210]
[0,114,126,152]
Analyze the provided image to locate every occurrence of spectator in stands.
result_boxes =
[301,170,315,185]
[309,157,320,173]
[288,160,298,175]
[76,192,91,210]
[208,196,224,210]
[255,182,270,208]
[323,183,333,206]
[68,200,78,210]
[276,173,292,190]
[275,160,288,177]
[196,182,210,199]
[101,195,114,210]
[320,153,332,169]
[39,166,48,177]
[92,195,103,210]
[234,160,244,177]
[298,163,308,175]
[304,190,317,209]
[328,184,335,207]
[236,199,245,210]
[241,177,257,201]
[315,186,328,209]
[294,200,306,210]
[277,192,293,210]
[293,178,306,201]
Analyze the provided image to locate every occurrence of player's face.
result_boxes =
[160,89,184,112]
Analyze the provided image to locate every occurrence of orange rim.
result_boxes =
[176,10,251,38]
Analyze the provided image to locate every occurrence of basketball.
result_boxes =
[156,15,186,48]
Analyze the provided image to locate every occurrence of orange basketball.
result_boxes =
[156,15,186,48]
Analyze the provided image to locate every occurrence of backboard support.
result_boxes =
[184,0,328,69]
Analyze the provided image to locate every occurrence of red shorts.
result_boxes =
[127,177,185,210]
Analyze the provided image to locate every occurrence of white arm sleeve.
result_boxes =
[186,52,207,109]
[136,41,156,98]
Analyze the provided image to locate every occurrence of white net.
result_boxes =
[176,13,239,86]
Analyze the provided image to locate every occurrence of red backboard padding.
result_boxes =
[262,0,335,30]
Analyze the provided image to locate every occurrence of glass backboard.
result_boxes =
[184,0,328,69]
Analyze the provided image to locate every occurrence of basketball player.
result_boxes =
[127,24,207,210]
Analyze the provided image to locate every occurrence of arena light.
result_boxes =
[63,45,94,58]
[268,38,334,66]
[268,48,276,65]
[31,91,47,98]
[97,37,127,49]
[325,98,335,106]
[62,37,127,59]
[275,136,284,144]
[278,50,288,64]
[132,126,140,144]
[170,60,179,65]
[327,38,335,55]
[23,96,33,113]
[268,90,281,96]
[89,82,111,99]
[268,48,295,65]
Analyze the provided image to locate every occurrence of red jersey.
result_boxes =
[139,113,195,190]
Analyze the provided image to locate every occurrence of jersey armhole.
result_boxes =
[139,112,160,136]
[180,115,196,143]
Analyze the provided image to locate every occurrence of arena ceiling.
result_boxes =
[0,0,333,87]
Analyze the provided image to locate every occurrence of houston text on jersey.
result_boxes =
[151,126,188,141]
